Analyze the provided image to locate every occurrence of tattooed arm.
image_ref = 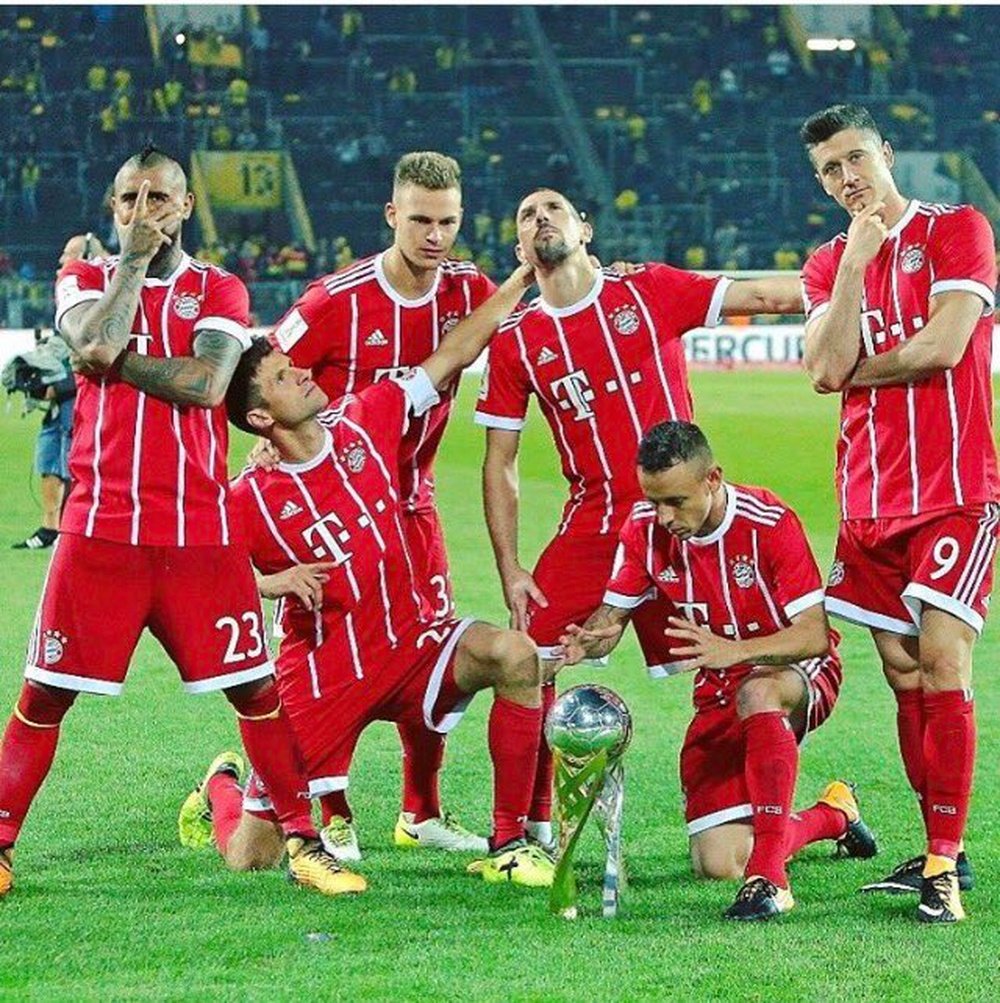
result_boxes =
[59,179,179,371]
[118,329,244,408]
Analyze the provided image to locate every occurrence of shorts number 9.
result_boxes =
[929,536,960,581]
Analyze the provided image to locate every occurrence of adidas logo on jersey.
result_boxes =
[279,500,303,520]
[365,329,389,347]
[657,567,679,583]
[536,346,558,366]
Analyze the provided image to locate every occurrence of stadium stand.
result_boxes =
[0,4,997,325]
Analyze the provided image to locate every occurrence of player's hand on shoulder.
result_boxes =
[247,437,280,470]
[663,616,741,670]
[260,562,335,610]
[501,566,548,632]
[608,260,641,275]
[843,201,889,268]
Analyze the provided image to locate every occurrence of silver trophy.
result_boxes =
[544,684,632,919]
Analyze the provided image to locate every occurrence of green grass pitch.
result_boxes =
[0,371,997,1001]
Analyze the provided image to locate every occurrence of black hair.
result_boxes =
[637,421,713,473]
[117,143,188,189]
[799,104,883,148]
[226,337,275,434]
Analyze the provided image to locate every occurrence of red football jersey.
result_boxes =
[54,254,251,547]
[474,264,729,536]
[272,253,496,514]
[802,201,999,521]
[231,374,441,681]
[605,484,827,707]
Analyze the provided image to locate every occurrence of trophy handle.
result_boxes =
[549,748,608,918]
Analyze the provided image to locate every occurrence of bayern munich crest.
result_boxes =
[42,629,68,665]
[730,555,756,589]
[344,443,367,473]
[900,246,925,274]
[611,306,640,336]
[172,292,202,320]
[828,560,846,587]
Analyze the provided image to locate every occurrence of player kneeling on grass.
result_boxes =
[179,262,557,888]
[557,421,877,921]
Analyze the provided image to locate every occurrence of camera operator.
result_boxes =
[11,233,106,549]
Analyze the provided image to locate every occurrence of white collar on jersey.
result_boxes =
[686,483,736,547]
[538,268,605,318]
[374,251,442,308]
[277,427,334,474]
[885,199,919,240]
[141,252,192,287]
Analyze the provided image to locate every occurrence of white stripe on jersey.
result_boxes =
[593,299,642,441]
[734,492,783,526]
[248,478,300,564]
[644,517,655,579]
[715,538,742,640]
[378,561,398,647]
[944,369,964,506]
[626,280,678,420]
[553,315,615,535]
[408,410,432,510]
[346,293,360,394]
[306,649,321,699]
[85,381,107,537]
[514,324,586,535]
[129,299,151,545]
[839,422,850,515]
[339,415,425,613]
[392,301,402,368]
[344,611,363,679]
[323,260,377,296]
[207,410,229,545]
[462,278,472,316]
[680,541,694,604]
[750,529,783,630]
[431,296,440,352]
[290,467,361,603]
[866,387,879,518]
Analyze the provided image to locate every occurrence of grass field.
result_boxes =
[1,371,998,1002]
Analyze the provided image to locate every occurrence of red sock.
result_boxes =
[742,711,798,888]
[319,791,352,825]
[488,696,542,849]
[0,684,75,846]
[206,772,244,855]
[528,682,556,823]
[229,684,316,840]
[398,720,444,822]
[895,687,927,826]
[785,803,847,858]
[922,688,976,861]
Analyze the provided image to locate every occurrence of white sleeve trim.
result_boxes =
[805,301,830,325]
[647,658,699,679]
[194,315,252,350]
[784,588,825,620]
[473,411,526,431]
[54,289,103,331]
[929,279,995,315]
[603,588,654,609]
[390,365,440,418]
[704,276,733,328]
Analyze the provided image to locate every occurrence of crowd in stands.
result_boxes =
[0,5,996,310]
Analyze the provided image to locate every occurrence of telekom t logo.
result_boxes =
[860,309,925,354]
[675,601,710,624]
[129,333,154,355]
[303,513,353,565]
[550,369,596,421]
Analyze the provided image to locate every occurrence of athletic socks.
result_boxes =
[206,772,244,854]
[742,711,798,888]
[894,687,928,825]
[488,696,542,849]
[922,688,976,862]
[527,681,556,824]
[785,803,847,858]
[397,720,445,823]
[0,684,76,846]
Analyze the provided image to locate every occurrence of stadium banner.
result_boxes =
[200,152,283,210]
[4,327,1000,377]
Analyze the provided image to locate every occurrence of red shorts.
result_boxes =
[244,617,475,813]
[25,534,273,696]
[680,649,843,836]
[526,532,620,657]
[404,507,453,620]
[825,505,999,636]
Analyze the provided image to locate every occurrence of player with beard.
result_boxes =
[475,188,804,851]
[0,146,361,900]
[800,105,998,922]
